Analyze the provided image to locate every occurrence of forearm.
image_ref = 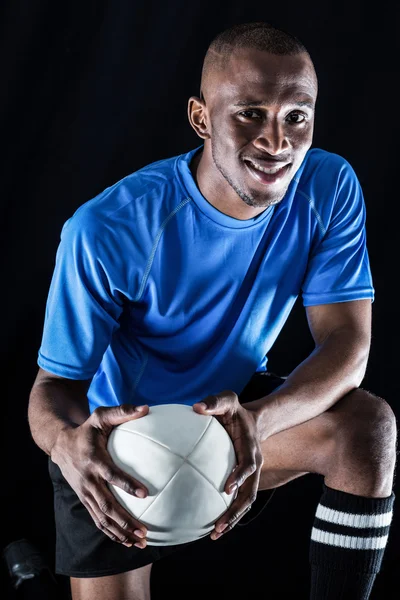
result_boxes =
[245,328,370,441]
[28,381,90,457]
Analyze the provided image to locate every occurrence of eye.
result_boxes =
[287,112,307,124]
[238,110,262,120]
[237,110,308,124]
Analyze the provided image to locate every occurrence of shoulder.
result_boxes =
[297,147,359,190]
[60,151,185,244]
[293,148,363,230]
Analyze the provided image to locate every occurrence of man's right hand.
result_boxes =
[50,404,150,548]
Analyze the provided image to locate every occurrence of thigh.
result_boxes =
[255,411,336,490]
[238,372,337,486]
[258,409,337,475]
[70,564,152,600]
[256,386,396,475]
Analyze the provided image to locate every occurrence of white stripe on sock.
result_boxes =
[311,527,388,550]
[316,504,393,529]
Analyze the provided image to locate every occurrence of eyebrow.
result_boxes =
[233,99,314,110]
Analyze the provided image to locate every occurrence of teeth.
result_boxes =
[248,161,287,175]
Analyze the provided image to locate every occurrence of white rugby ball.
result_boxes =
[107,403,237,546]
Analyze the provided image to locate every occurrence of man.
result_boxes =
[28,21,396,600]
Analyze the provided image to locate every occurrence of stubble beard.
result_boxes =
[211,137,287,210]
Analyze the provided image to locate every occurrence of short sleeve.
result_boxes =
[37,215,126,379]
[301,161,375,306]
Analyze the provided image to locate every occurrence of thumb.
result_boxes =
[193,401,209,412]
[193,391,237,415]
[91,403,149,433]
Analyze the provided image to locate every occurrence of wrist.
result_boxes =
[49,422,79,462]
[243,396,277,441]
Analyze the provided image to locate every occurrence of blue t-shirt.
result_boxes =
[37,144,374,412]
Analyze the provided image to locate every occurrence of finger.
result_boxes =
[223,423,261,493]
[192,390,239,415]
[213,472,261,538]
[91,404,149,435]
[211,493,255,540]
[219,488,256,531]
[224,458,257,495]
[81,489,147,548]
[96,479,148,535]
[97,452,149,498]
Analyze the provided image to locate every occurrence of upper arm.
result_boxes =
[301,158,374,308]
[37,217,125,379]
[305,299,372,347]
[33,367,93,395]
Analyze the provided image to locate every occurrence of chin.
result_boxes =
[246,182,284,203]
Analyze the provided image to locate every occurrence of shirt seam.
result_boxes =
[134,198,191,302]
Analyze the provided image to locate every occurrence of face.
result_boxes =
[188,49,318,215]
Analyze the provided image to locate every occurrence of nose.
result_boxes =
[253,119,290,155]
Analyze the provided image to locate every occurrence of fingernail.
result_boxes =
[229,483,237,494]
[217,523,228,533]
[135,489,146,498]
[196,402,207,410]
[134,529,145,538]
[123,542,133,547]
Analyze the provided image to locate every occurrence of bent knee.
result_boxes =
[335,389,397,465]
[346,389,397,437]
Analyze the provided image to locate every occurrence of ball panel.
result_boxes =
[139,463,227,545]
[188,417,237,504]
[108,428,184,519]
[114,404,211,457]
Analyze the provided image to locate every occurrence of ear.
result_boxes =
[187,95,210,140]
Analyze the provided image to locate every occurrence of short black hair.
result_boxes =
[200,21,314,100]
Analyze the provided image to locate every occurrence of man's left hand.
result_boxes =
[192,390,263,540]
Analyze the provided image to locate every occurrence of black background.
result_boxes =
[1,1,398,598]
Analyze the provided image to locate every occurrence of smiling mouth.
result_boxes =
[244,160,291,185]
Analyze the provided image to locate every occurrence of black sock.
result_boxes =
[309,482,395,599]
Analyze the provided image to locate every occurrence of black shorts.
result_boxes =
[49,371,285,577]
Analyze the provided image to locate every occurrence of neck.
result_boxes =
[189,144,267,221]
